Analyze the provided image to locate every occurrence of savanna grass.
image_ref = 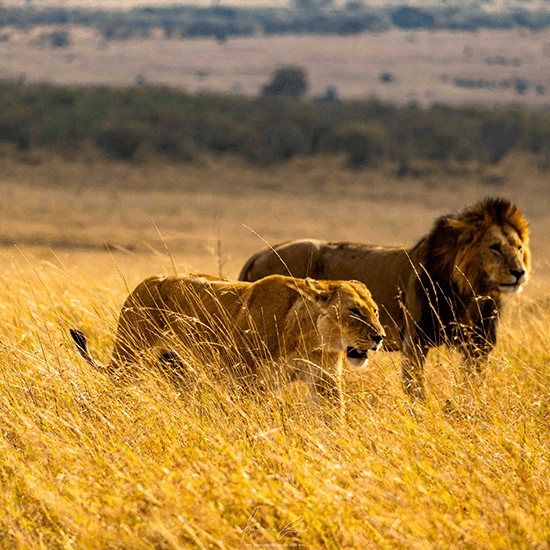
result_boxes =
[0,252,549,549]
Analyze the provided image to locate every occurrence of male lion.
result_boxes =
[239,197,531,398]
[71,273,385,407]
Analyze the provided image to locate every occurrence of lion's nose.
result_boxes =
[510,268,525,282]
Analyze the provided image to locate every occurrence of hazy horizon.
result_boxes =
[3,0,544,11]
[2,0,290,8]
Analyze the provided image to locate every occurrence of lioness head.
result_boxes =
[429,197,530,297]
[297,278,385,369]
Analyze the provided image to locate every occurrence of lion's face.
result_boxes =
[313,281,385,369]
[454,221,530,296]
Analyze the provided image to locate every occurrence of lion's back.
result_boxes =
[239,239,325,281]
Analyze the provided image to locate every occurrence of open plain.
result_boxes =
[2,26,550,104]
[0,146,550,547]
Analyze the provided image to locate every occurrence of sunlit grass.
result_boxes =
[0,150,548,548]
[0,251,548,549]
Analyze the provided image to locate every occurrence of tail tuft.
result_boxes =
[70,328,98,368]
[70,329,87,354]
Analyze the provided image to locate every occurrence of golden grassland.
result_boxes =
[1,150,550,548]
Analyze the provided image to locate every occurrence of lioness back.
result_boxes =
[110,274,249,366]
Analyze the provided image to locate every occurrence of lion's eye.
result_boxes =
[489,243,502,254]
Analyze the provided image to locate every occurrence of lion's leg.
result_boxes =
[449,323,491,386]
[401,336,429,400]
[457,341,490,388]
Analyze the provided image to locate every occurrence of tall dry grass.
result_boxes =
[1,151,550,548]
[0,244,549,549]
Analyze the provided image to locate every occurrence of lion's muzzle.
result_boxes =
[498,268,528,293]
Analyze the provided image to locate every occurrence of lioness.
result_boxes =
[239,197,530,398]
[71,273,385,407]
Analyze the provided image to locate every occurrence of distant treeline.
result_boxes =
[1,77,549,171]
[1,3,550,43]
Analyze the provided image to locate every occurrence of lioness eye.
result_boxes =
[350,308,362,318]
[489,243,502,254]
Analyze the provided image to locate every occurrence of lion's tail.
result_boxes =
[70,329,101,369]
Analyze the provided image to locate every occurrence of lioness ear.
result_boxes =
[287,278,331,303]
[303,277,331,302]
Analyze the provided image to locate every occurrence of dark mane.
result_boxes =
[407,196,530,349]
[419,197,529,289]
[456,197,530,241]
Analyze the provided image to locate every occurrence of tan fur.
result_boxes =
[239,198,531,398]
[72,273,385,407]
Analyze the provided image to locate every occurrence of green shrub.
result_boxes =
[331,121,387,167]
[96,123,142,160]
[524,118,550,153]
[245,123,306,165]
[478,120,521,163]
[424,131,461,160]
[154,131,194,162]
[0,106,33,152]
[0,78,546,168]
[0,118,31,152]
[262,67,308,98]
[195,118,247,154]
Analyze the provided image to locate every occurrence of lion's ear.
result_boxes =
[445,217,475,244]
[446,217,469,233]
